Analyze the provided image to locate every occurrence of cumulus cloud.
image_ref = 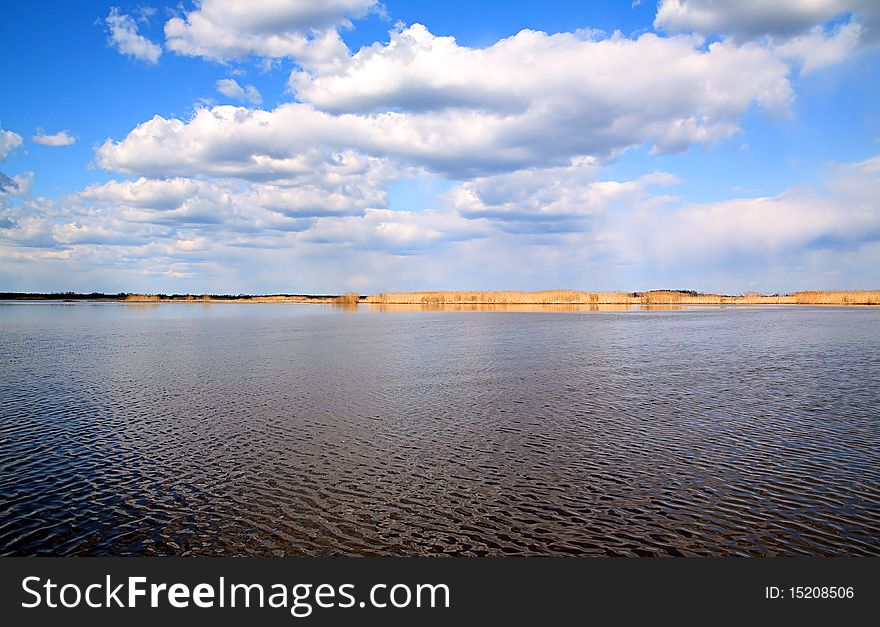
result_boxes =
[305,207,487,254]
[0,129,24,195]
[655,0,880,72]
[613,189,879,267]
[3,154,878,293]
[215,78,263,105]
[292,25,791,120]
[105,7,162,63]
[98,26,792,180]
[774,20,864,73]
[7,172,33,195]
[32,129,77,146]
[655,0,875,38]
[164,0,378,64]
[79,173,386,223]
[0,171,19,194]
[452,162,678,232]
[0,128,23,161]
[458,156,880,289]
[4,10,875,293]
[438,156,879,271]
[98,109,399,183]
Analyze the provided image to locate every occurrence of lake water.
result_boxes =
[1,302,878,556]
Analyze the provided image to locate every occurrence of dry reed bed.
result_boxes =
[116,290,880,305]
[364,290,880,305]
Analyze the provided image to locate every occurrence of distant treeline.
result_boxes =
[0,292,128,300]
[0,292,354,303]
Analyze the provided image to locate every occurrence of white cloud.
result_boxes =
[136,6,157,24]
[0,128,23,161]
[9,172,34,195]
[655,0,880,71]
[215,78,263,105]
[452,162,678,229]
[79,174,386,223]
[774,20,863,73]
[654,0,875,39]
[106,7,162,64]
[292,25,791,119]
[0,172,19,194]
[164,0,377,63]
[614,189,878,267]
[98,110,398,182]
[32,129,77,147]
[98,26,792,180]
[3,155,878,293]
[5,11,876,293]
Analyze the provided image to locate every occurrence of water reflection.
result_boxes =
[122,303,161,309]
[365,303,728,312]
[331,302,361,312]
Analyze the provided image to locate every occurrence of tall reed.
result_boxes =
[364,290,880,305]
[334,292,361,305]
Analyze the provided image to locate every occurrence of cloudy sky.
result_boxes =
[1,0,878,294]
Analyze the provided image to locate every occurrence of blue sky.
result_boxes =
[1,0,878,294]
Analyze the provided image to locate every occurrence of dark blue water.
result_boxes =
[1,302,878,555]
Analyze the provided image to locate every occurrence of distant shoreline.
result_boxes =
[2,289,879,305]
[0,292,343,304]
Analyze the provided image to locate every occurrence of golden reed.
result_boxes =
[115,290,879,305]
[364,290,880,305]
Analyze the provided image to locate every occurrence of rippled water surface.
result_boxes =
[1,302,878,556]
